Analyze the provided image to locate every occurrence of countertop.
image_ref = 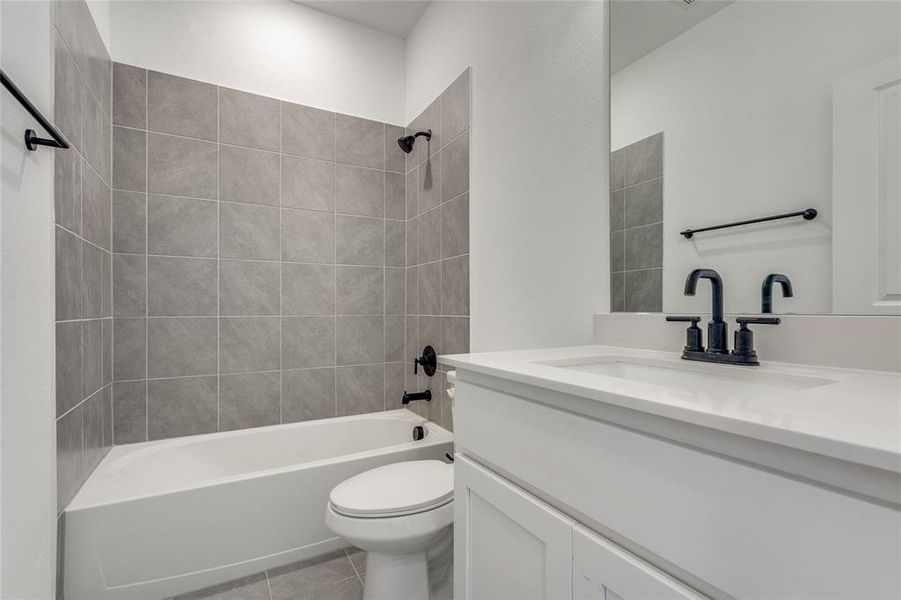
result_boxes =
[441,345,901,474]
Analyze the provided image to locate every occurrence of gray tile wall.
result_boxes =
[403,69,471,431]
[610,132,663,312]
[110,64,455,443]
[53,0,113,516]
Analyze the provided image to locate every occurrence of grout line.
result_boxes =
[143,66,149,443]
[216,84,221,434]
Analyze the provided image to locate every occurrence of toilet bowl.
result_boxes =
[325,460,454,600]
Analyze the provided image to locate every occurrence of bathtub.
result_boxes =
[64,409,454,600]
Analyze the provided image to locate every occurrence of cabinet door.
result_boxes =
[572,525,705,600]
[455,455,573,600]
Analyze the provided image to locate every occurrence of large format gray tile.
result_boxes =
[282,102,335,161]
[442,316,469,355]
[419,261,441,316]
[147,317,217,378]
[336,165,383,217]
[442,130,469,201]
[282,368,336,423]
[56,321,82,416]
[82,319,103,400]
[113,253,145,317]
[220,317,281,373]
[282,263,335,315]
[336,266,383,315]
[385,124,406,173]
[174,572,270,600]
[385,314,404,363]
[405,316,418,370]
[113,318,146,381]
[81,88,111,185]
[405,170,419,220]
[611,272,625,312]
[101,250,112,318]
[219,87,280,151]
[113,126,146,192]
[219,202,280,260]
[56,407,83,513]
[385,172,405,220]
[385,268,405,315]
[148,257,218,316]
[624,132,663,187]
[384,362,405,409]
[611,148,625,192]
[219,372,281,431]
[336,316,383,365]
[54,33,83,153]
[113,380,146,444]
[406,217,419,267]
[442,255,469,316]
[147,71,217,140]
[336,215,383,266]
[610,230,625,273]
[56,227,82,320]
[610,189,625,232]
[147,133,218,199]
[113,62,146,129]
[442,192,468,258]
[219,145,280,207]
[83,387,107,472]
[282,209,335,263]
[102,318,112,386]
[406,98,440,171]
[282,317,336,369]
[418,208,441,265]
[624,223,662,270]
[419,316,441,356]
[405,267,419,315]
[148,194,218,257]
[113,190,146,254]
[268,551,358,600]
[625,268,663,312]
[282,155,335,212]
[55,144,82,233]
[83,166,111,250]
[624,177,663,228]
[441,69,470,144]
[385,219,405,267]
[54,0,110,117]
[220,260,280,316]
[336,115,383,169]
[147,376,218,440]
[336,365,383,416]
[417,152,441,214]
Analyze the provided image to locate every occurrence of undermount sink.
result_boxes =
[535,355,837,396]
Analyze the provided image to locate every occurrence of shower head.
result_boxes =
[397,129,431,154]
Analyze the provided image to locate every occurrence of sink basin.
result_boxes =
[535,356,836,396]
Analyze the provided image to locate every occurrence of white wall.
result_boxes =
[86,0,110,51]
[0,1,58,597]
[612,1,900,315]
[110,0,405,124]
[405,1,609,352]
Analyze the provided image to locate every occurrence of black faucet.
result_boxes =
[667,268,781,366]
[402,390,432,404]
[762,274,793,313]
[684,269,728,354]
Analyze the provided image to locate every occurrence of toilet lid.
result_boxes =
[329,460,453,518]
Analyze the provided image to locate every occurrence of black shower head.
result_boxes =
[397,129,431,154]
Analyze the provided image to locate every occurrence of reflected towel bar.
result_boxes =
[1,68,70,151]
[680,208,817,239]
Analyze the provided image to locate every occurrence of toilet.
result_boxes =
[325,460,454,600]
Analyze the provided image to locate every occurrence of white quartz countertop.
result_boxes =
[441,345,901,474]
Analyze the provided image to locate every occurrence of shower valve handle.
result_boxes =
[414,345,437,377]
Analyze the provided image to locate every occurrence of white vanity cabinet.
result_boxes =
[455,455,707,600]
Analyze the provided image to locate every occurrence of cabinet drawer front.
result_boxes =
[573,525,704,600]
[455,455,574,600]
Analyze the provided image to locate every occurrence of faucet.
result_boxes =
[762,274,793,313]
[683,269,728,354]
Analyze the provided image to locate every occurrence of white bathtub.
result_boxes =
[64,409,454,600]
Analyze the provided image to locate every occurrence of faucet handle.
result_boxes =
[736,317,781,326]
[733,317,781,362]
[665,315,704,353]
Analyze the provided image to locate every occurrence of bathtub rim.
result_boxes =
[68,409,453,511]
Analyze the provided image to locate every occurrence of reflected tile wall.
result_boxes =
[610,132,663,313]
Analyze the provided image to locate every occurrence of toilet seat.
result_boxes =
[329,460,453,518]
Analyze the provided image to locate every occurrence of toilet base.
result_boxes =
[364,551,429,600]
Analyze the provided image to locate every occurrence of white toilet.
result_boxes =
[325,459,454,600]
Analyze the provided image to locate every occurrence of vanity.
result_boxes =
[442,343,901,599]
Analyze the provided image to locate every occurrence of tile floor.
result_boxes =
[171,547,365,600]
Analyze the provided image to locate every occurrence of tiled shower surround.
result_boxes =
[109,64,470,443]
[610,132,664,312]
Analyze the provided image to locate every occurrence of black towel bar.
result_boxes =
[1,68,70,151]
[680,208,817,239]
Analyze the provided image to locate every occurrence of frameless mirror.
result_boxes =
[610,0,901,315]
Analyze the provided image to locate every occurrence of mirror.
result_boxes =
[610,0,901,315]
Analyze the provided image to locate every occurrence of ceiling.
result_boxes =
[612,0,734,73]
[297,1,431,39]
